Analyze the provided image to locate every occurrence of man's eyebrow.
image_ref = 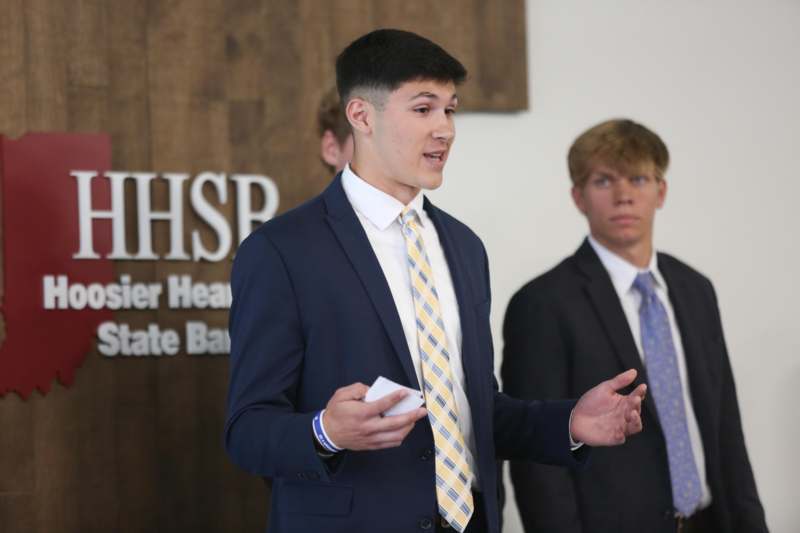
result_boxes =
[408,91,459,103]
[593,172,614,179]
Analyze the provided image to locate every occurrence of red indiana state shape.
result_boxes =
[0,133,113,398]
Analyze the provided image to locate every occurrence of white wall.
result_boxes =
[430,1,800,531]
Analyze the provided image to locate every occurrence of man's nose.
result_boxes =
[432,113,454,142]
[612,179,634,204]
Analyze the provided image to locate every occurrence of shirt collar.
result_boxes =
[341,163,425,230]
[587,235,665,294]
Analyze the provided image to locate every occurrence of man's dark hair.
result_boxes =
[336,29,467,105]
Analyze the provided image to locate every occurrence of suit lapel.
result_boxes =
[574,240,661,425]
[424,198,485,420]
[657,255,715,441]
[322,175,419,388]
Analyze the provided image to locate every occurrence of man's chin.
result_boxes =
[418,172,444,191]
[593,229,644,249]
[611,234,648,251]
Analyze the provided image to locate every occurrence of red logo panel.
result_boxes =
[0,133,113,398]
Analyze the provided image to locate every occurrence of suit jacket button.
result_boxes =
[420,448,433,461]
[418,517,433,529]
[297,473,306,480]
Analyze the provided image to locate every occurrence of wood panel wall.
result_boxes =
[0,1,527,531]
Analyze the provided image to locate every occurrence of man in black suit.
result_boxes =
[501,119,768,533]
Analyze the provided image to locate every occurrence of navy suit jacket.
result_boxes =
[224,175,584,533]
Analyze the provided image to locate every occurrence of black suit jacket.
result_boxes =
[501,240,767,533]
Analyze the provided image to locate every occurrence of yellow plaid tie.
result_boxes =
[399,206,474,532]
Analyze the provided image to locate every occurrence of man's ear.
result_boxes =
[345,97,373,135]
[656,178,667,209]
[320,130,342,167]
[571,185,587,215]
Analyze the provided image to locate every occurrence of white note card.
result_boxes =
[365,376,425,416]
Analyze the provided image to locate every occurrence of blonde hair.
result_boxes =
[568,119,669,187]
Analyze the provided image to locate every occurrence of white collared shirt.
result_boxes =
[341,164,480,487]
[588,236,712,508]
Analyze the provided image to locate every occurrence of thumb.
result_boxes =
[366,389,409,416]
[607,369,637,391]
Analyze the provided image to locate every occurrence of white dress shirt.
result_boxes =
[588,236,712,508]
[341,164,480,487]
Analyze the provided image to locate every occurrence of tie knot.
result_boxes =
[400,206,419,227]
[632,271,657,299]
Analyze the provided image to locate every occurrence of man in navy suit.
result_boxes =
[225,30,646,533]
[502,119,768,532]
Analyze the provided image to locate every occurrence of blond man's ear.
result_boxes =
[572,185,588,215]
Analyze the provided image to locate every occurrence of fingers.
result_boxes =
[332,382,370,402]
[367,421,419,448]
[623,390,644,430]
[607,368,638,391]
[620,383,645,419]
[624,411,643,435]
[619,385,644,437]
[628,412,643,434]
[367,407,427,433]
[364,389,410,417]
[625,390,643,411]
[350,408,428,450]
[633,383,647,400]
[325,383,429,451]
[602,426,627,446]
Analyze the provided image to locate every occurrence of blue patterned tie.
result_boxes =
[633,272,703,517]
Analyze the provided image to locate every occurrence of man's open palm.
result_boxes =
[570,369,647,446]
